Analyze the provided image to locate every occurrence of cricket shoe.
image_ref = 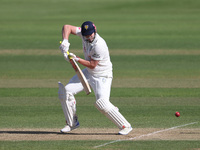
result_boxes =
[118,127,133,135]
[60,121,80,133]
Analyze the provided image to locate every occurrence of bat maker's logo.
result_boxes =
[84,25,89,30]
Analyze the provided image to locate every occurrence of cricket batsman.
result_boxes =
[58,21,132,135]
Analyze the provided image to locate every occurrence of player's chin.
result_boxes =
[88,39,94,43]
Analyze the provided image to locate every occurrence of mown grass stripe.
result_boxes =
[1,88,200,97]
[1,78,200,88]
[1,49,200,56]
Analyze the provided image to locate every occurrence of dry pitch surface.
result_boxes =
[1,128,200,141]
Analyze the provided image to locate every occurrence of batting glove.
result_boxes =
[69,53,80,61]
[59,39,70,54]
[63,53,69,62]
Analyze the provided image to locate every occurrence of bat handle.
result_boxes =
[66,51,73,59]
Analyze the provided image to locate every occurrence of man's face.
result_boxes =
[84,32,95,43]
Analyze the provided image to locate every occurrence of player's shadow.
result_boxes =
[62,132,118,135]
[0,130,59,135]
[0,130,117,135]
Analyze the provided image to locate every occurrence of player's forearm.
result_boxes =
[77,58,98,69]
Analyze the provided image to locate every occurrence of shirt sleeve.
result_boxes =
[76,27,82,37]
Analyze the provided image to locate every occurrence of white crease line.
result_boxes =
[94,122,198,148]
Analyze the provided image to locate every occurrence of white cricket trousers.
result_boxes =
[65,68,112,101]
[64,68,131,129]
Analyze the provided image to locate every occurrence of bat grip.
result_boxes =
[66,51,73,60]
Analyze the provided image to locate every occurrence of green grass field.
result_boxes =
[0,0,200,149]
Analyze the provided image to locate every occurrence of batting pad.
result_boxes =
[58,82,76,127]
[95,99,131,129]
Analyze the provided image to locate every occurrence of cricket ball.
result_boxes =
[175,111,180,117]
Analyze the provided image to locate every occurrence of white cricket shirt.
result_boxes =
[76,27,113,78]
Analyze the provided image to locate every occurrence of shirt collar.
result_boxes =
[90,33,99,45]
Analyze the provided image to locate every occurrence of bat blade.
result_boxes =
[69,59,91,95]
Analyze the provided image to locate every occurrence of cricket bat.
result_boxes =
[67,51,91,95]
